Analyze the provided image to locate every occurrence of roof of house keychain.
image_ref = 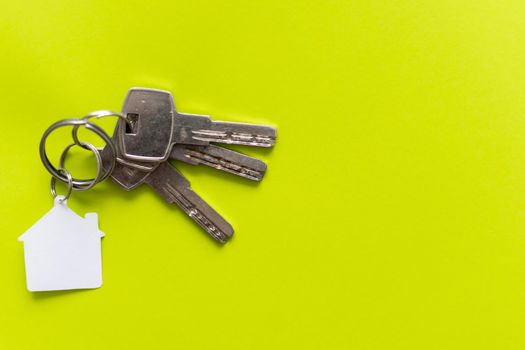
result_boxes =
[19,88,277,292]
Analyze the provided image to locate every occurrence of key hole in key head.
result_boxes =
[126,113,139,134]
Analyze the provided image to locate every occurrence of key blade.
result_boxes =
[190,120,277,147]
[171,144,267,181]
[172,113,213,146]
[144,162,234,243]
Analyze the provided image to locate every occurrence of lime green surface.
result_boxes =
[2,1,525,349]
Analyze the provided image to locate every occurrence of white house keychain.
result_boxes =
[19,114,122,292]
[19,180,104,292]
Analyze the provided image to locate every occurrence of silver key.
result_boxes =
[101,147,233,243]
[118,88,277,162]
[170,144,267,181]
[144,161,233,243]
[175,112,276,147]
[112,89,268,179]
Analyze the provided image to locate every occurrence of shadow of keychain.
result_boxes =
[19,113,123,292]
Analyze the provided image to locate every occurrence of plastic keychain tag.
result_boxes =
[18,196,104,292]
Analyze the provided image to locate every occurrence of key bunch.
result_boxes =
[43,88,277,244]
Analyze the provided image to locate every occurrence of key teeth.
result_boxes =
[174,146,267,181]
[159,177,234,243]
[188,207,234,243]
[211,229,234,244]
[197,221,233,244]
[191,130,276,147]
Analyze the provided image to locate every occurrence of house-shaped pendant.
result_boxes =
[18,196,104,292]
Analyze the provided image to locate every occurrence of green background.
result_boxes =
[2,0,525,349]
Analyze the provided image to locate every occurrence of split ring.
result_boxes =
[39,118,117,187]
[71,110,129,150]
[50,168,73,201]
[58,141,105,191]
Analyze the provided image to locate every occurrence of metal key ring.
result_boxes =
[40,118,117,187]
[71,110,129,150]
[50,168,73,201]
[58,141,105,191]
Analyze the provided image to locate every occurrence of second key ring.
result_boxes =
[71,110,129,150]
[50,168,73,201]
[40,118,117,187]
[58,141,105,191]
